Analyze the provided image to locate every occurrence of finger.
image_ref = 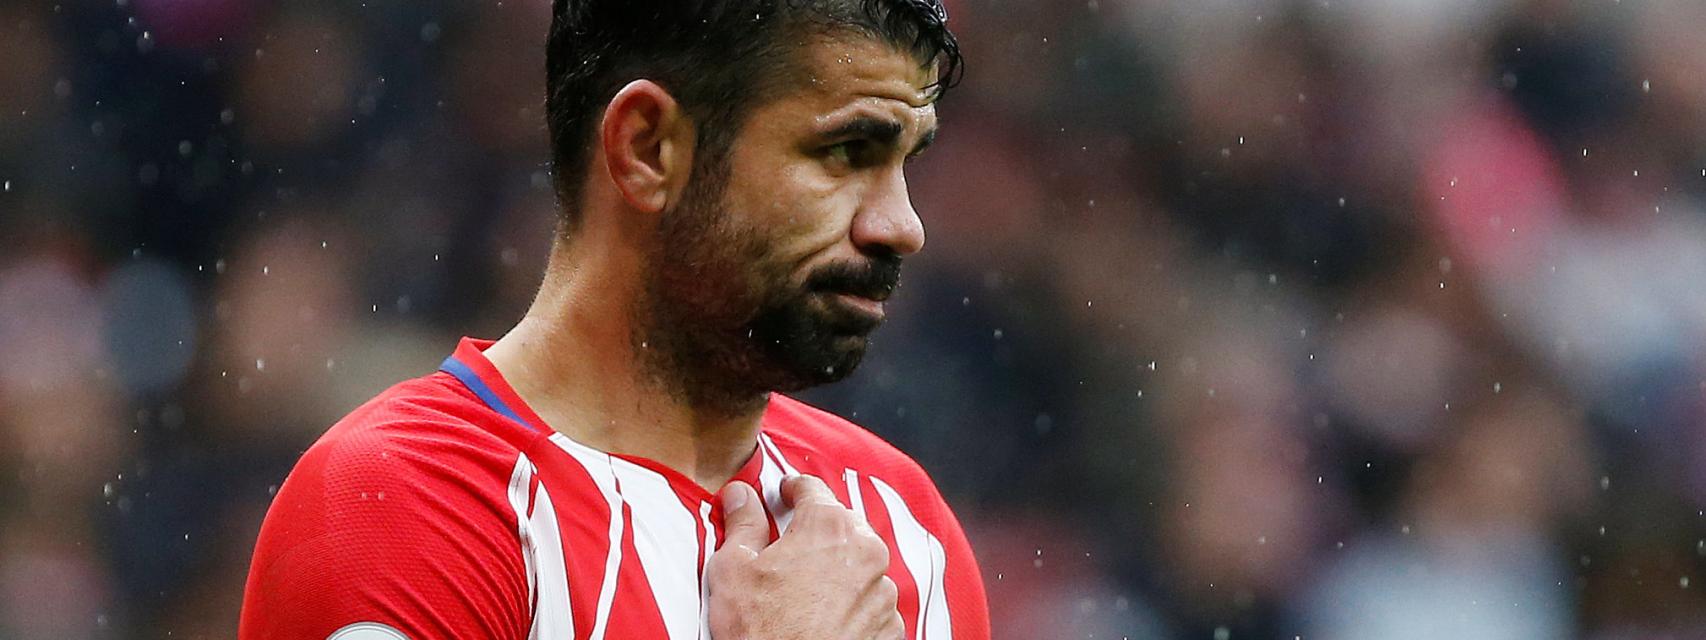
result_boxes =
[856,580,905,640]
[780,474,840,509]
[878,610,904,640]
[713,481,770,556]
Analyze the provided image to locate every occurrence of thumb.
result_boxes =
[714,481,770,557]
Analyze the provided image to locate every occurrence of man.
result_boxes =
[239,1,987,639]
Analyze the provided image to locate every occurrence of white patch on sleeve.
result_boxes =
[327,622,409,640]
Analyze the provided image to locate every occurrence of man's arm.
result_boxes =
[239,421,530,640]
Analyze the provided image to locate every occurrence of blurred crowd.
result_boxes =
[4,0,1706,637]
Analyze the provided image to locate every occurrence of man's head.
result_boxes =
[544,0,960,409]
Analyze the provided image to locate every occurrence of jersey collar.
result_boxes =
[439,337,769,499]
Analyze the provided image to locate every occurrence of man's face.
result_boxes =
[643,34,940,401]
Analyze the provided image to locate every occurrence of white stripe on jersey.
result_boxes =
[758,433,800,475]
[506,457,538,608]
[755,442,791,534]
[871,476,954,640]
[551,434,626,640]
[526,470,575,640]
[697,501,716,640]
[922,533,951,639]
[843,468,867,522]
[613,459,704,640]
[757,434,803,533]
[509,454,576,640]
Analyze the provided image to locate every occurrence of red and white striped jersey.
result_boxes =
[240,338,990,640]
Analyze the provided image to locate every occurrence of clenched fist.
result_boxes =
[705,475,903,640]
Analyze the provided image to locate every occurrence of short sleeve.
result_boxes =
[239,417,531,640]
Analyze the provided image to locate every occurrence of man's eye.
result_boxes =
[828,143,853,165]
[824,141,868,167]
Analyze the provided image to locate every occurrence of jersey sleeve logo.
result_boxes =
[327,622,410,640]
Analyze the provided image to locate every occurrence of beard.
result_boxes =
[636,159,901,413]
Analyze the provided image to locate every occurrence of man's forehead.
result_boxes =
[797,33,942,112]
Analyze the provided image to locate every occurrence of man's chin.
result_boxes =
[766,334,869,391]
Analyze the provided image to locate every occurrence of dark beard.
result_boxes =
[636,162,901,415]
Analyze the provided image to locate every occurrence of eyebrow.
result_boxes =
[819,115,938,157]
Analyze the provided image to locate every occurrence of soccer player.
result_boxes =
[238,1,988,639]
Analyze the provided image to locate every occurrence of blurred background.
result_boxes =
[4,0,1706,637]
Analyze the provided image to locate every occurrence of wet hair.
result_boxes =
[544,0,962,229]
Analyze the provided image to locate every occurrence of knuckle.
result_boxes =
[797,501,850,523]
[751,557,783,582]
[877,575,899,602]
[855,532,891,565]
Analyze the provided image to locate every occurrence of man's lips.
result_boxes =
[831,291,885,318]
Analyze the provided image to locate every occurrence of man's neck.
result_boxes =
[483,252,767,493]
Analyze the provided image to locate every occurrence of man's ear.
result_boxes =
[600,80,693,214]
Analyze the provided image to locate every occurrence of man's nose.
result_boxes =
[850,169,926,257]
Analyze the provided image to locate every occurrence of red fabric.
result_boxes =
[240,338,991,640]
[237,374,535,639]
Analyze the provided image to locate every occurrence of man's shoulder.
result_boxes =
[290,373,532,498]
[244,376,534,640]
[763,394,934,487]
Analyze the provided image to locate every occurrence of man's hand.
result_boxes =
[705,475,903,640]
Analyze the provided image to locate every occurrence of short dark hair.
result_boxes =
[544,0,962,229]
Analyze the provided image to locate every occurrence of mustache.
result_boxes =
[805,254,903,301]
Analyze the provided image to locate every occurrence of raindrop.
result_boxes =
[1214,627,1231,640]
[1643,79,1652,93]
[256,358,266,371]
[103,482,116,499]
